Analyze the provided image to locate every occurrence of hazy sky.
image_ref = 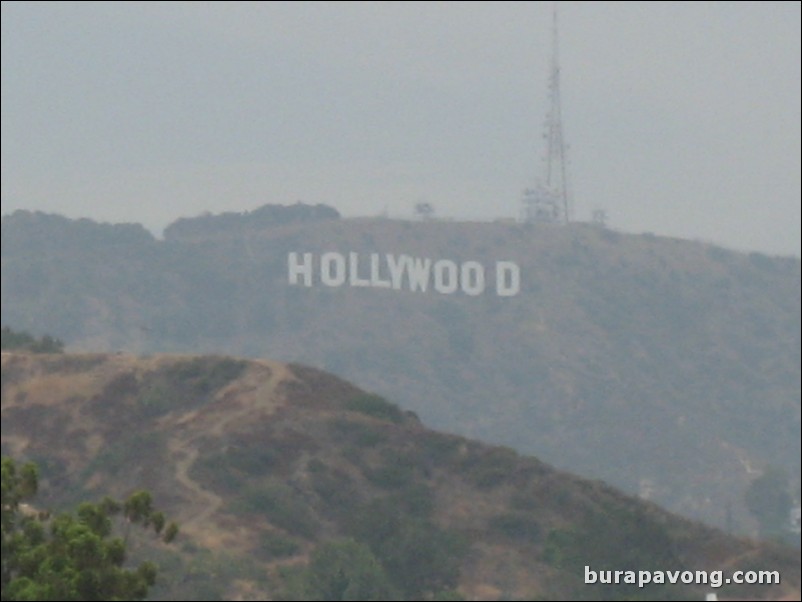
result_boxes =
[2,1,800,256]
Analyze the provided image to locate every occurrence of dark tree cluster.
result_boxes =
[164,202,340,240]
[0,328,63,354]
[1,457,178,601]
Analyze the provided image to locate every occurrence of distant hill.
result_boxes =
[1,352,798,601]
[1,207,799,532]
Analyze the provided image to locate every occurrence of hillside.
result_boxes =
[1,351,799,601]
[1,208,799,532]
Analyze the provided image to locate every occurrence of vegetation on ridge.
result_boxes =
[1,328,63,354]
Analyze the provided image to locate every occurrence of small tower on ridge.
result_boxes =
[521,3,572,224]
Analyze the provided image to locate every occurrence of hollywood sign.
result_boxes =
[288,252,520,297]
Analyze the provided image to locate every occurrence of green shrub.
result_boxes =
[376,518,468,598]
[345,494,468,599]
[330,418,386,447]
[345,394,405,424]
[364,450,418,490]
[488,513,541,544]
[277,538,397,601]
[418,434,461,465]
[310,462,360,514]
[164,357,248,396]
[261,532,300,560]
[460,446,519,489]
[238,481,319,538]
[542,505,683,600]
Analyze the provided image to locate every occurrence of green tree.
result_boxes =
[279,538,396,601]
[1,457,178,601]
[744,467,792,538]
[541,504,681,601]
[346,496,467,599]
[0,328,63,353]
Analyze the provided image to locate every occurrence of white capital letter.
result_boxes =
[407,256,432,293]
[496,261,520,297]
[349,252,370,287]
[460,261,485,296]
[433,260,458,294]
[386,254,406,290]
[321,252,346,287]
[288,252,313,287]
[370,253,392,288]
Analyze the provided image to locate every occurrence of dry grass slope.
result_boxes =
[2,351,799,601]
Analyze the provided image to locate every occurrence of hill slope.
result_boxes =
[1,208,799,531]
[1,352,799,600]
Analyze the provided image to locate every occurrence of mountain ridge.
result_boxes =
[2,207,799,532]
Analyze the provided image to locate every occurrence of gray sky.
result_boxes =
[2,1,800,256]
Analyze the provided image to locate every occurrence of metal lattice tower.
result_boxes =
[521,4,571,224]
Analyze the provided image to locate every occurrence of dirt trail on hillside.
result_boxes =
[170,442,217,521]
[166,361,296,547]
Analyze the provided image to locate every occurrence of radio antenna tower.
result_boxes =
[521,3,571,224]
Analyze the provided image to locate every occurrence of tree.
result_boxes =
[346,496,467,599]
[0,328,63,353]
[744,467,792,538]
[414,202,435,221]
[1,457,178,601]
[279,539,397,601]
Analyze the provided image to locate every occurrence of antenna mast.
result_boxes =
[521,3,571,224]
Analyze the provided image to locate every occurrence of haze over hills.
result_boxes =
[1,206,800,532]
[1,351,799,601]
